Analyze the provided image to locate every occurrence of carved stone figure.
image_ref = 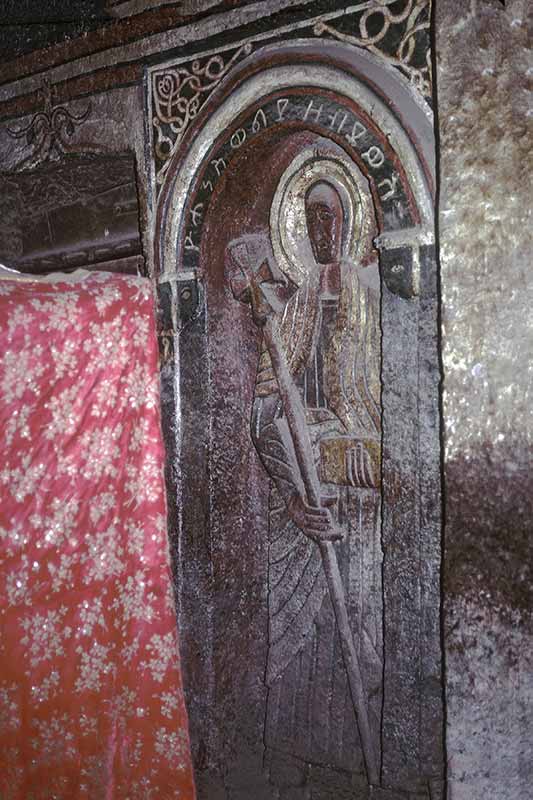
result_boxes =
[225,147,383,783]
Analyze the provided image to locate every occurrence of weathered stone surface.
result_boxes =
[0,1,451,796]
[0,0,111,61]
[437,0,533,797]
[0,154,141,273]
[155,22,441,797]
[0,85,150,273]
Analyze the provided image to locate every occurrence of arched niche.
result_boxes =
[156,39,442,799]
[156,40,434,280]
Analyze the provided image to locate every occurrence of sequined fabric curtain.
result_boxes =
[0,272,196,799]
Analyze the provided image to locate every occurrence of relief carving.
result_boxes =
[225,143,383,784]
[151,43,253,189]
[156,35,441,795]
[314,0,433,104]
[5,82,93,172]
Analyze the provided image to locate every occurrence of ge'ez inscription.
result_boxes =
[230,129,246,149]
[190,203,203,226]
[345,120,366,144]
[301,99,385,172]
[205,95,391,212]
[183,92,404,261]
[378,174,399,201]
[184,233,199,252]
[362,146,385,169]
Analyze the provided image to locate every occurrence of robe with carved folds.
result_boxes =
[251,258,383,773]
[0,272,195,800]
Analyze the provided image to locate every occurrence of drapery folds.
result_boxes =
[0,272,195,800]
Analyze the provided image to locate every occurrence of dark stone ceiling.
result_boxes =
[0,0,114,61]
[0,0,509,63]
[0,0,237,63]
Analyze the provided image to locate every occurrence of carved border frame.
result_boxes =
[151,24,442,798]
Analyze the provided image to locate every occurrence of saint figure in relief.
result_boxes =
[226,147,383,777]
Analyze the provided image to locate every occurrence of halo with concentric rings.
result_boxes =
[269,140,375,286]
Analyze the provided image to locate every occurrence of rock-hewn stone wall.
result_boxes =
[437,1,533,797]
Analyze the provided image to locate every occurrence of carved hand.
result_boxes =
[346,442,377,489]
[286,493,342,542]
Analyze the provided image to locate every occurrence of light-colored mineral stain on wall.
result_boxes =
[439,0,532,461]
[437,0,533,797]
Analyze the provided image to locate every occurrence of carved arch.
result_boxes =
[155,38,435,286]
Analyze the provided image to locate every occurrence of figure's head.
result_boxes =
[304,180,343,265]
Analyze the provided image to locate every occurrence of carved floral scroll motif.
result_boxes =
[151,43,253,189]
[5,83,92,171]
[149,1,432,202]
[314,0,432,104]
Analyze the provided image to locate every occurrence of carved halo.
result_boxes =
[269,140,376,286]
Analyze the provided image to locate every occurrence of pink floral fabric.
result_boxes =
[0,272,196,800]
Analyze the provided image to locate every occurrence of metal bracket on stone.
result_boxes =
[375,228,434,300]
[156,278,175,365]
[379,245,418,299]
[157,270,201,358]
[175,272,201,327]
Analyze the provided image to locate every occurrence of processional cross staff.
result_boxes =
[227,226,380,786]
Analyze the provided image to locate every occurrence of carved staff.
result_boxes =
[226,242,379,783]
[247,272,379,785]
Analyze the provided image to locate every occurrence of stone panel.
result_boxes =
[154,15,442,796]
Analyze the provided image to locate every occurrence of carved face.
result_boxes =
[305,181,343,265]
